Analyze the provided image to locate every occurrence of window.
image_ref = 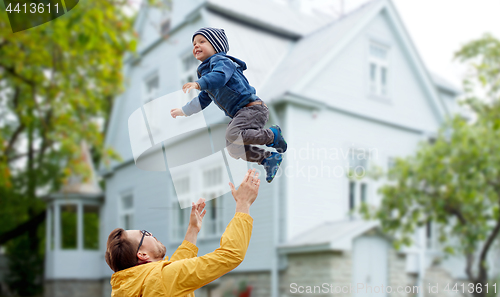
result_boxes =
[142,73,160,138]
[83,205,100,250]
[180,52,199,105]
[348,181,368,211]
[426,220,433,249]
[387,157,396,170]
[360,183,367,203]
[172,177,190,240]
[120,193,134,230]
[347,149,370,214]
[200,166,225,237]
[368,42,389,97]
[143,74,159,104]
[349,181,356,210]
[60,204,77,249]
[171,165,226,240]
[49,205,55,250]
[348,148,369,177]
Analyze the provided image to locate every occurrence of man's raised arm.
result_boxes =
[169,198,206,262]
[162,169,260,297]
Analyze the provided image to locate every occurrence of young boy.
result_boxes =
[170,27,287,183]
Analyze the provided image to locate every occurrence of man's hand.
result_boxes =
[189,198,206,233]
[184,198,206,245]
[170,108,185,118]
[182,82,200,94]
[229,169,260,214]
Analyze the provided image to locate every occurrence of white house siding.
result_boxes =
[136,7,163,54]
[97,1,470,296]
[163,123,277,271]
[258,0,378,102]
[284,102,425,242]
[105,18,213,165]
[302,12,441,133]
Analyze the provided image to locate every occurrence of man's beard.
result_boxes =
[154,242,167,259]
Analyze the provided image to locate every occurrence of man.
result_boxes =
[105,169,260,296]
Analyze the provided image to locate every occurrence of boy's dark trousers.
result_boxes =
[225,102,274,164]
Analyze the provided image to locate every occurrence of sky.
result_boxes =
[388,0,499,89]
[127,0,500,89]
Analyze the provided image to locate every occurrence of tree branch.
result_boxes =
[0,210,46,245]
[444,204,468,225]
[477,210,500,282]
[465,252,476,282]
[4,123,25,158]
[0,63,36,87]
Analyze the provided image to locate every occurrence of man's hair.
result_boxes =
[105,228,138,272]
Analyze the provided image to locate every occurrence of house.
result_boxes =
[42,0,472,296]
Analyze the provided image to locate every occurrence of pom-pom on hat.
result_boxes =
[192,27,229,54]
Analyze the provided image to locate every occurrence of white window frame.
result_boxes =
[170,163,226,241]
[199,165,225,238]
[119,190,135,230]
[179,51,200,107]
[368,41,390,99]
[142,72,159,104]
[348,179,369,210]
[141,71,160,139]
[426,220,434,249]
[347,148,371,216]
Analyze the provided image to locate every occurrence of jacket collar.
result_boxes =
[199,52,248,70]
[200,52,226,66]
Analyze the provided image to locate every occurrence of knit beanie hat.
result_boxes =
[192,27,229,54]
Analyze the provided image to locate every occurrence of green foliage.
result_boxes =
[5,222,45,296]
[360,33,500,286]
[83,205,99,250]
[0,0,166,294]
[60,205,77,249]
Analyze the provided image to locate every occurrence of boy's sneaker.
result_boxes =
[261,152,283,183]
[266,125,287,153]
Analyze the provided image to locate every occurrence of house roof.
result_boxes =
[259,0,382,101]
[132,0,335,55]
[56,142,102,197]
[259,0,454,123]
[278,219,382,253]
[206,0,334,38]
[430,72,462,95]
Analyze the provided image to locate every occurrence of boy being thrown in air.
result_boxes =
[170,27,287,183]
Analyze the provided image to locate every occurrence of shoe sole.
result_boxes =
[273,125,287,154]
[266,156,283,183]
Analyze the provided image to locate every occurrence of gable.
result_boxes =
[260,0,449,133]
[258,0,382,102]
[301,10,442,132]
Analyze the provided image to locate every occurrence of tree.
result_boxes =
[361,33,500,297]
[0,0,170,294]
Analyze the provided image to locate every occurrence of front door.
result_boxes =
[352,235,389,297]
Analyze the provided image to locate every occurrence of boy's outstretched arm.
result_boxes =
[171,91,212,118]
